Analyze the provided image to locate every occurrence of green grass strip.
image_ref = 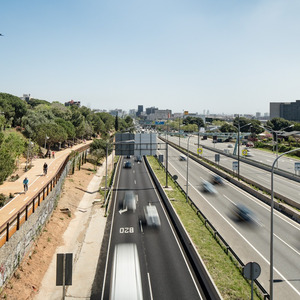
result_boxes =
[147,156,262,300]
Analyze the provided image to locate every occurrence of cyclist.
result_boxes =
[43,162,48,175]
[23,177,29,193]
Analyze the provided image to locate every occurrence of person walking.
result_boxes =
[23,177,29,193]
[43,162,48,175]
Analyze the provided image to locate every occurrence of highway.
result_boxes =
[157,144,300,300]
[101,156,204,299]
[165,135,300,207]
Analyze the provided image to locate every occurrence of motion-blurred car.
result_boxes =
[136,155,142,162]
[232,203,257,223]
[227,144,233,148]
[124,161,132,168]
[126,155,131,159]
[211,175,223,185]
[144,205,161,227]
[122,191,136,212]
[202,180,217,194]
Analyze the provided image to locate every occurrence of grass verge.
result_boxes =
[147,156,262,300]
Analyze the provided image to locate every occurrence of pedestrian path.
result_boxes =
[35,153,112,300]
[0,142,92,231]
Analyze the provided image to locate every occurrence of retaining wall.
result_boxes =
[0,162,70,287]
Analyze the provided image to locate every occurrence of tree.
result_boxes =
[35,123,68,149]
[183,117,204,130]
[266,118,292,131]
[115,114,119,131]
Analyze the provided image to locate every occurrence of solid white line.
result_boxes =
[145,161,203,299]
[166,148,300,296]
[9,208,16,215]
[23,197,28,202]
[147,272,154,300]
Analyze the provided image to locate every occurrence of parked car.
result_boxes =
[124,161,132,168]
[144,205,161,227]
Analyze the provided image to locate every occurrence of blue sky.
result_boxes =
[1,0,300,115]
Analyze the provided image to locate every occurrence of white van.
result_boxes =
[109,243,143,300]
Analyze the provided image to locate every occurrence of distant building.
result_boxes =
[146,107,157,115]
[147,109,172,120]
[136,105,143,117]
[65,100,81,107]
[20,94,31,102]
[270,100,300,122]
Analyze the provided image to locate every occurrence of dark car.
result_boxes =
[232,203,258,224]
[124,161,132,168]
[136,155,142,162]
[211,175,223,185]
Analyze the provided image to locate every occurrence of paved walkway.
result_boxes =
[0,142,92,226]
[34,153,112,300]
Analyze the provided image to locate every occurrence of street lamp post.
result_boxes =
[186,135,192,202]
[233,120,251,180]
[261,124,294,169]
[269,147,300,300]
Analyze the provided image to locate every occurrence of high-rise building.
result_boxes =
[270,100,300,121]
[136,105,143,117]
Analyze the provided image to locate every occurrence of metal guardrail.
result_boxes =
[146,156,270,300]
[0,144,90,248]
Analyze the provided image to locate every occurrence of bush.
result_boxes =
[0,193,6,207]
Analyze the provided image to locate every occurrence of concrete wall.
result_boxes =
[0,162,71,288]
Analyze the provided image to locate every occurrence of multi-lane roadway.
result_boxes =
[157,142,300,299]
[100,156,205,299]
[166,135,300,207]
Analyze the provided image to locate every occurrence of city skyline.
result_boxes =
[1,1,299,115]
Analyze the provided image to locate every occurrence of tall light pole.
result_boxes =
[269,147,300,300]
[186,135,192,203]
[261,124,294,169]
[232,120,251,180]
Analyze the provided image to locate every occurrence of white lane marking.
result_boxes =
[9,208,16,215]
[134,180,137,185]
[34,188,38,192]
[147,273,154,300]
[139,220,143,233]
[166,152,300,296]
[274,233,300,256]
[23,197,28,202]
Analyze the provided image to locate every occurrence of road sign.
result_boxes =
[295,162,300,171]
[232,161,238,171]
[197,148,203,154]
[155,121,165,125]
[243,262,261,300]
[242,149,248,156]
[215,154,220,162]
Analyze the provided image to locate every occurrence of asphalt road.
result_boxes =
[165,135,300,206]
[100,156,204,300]
[158,145,300,300]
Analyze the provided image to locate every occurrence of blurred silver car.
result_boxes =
[144,205,161,227]
[110,243,143,300]
[202,180,217,194]
[122,191,136,212]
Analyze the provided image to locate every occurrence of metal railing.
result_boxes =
[0,144,90,248]
[151,156,269,299]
